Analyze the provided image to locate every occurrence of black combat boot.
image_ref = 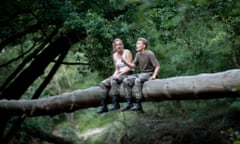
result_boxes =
[131,99,143,112]
[97,98,108,114]
[121,98,133,111]
[109,95,120,111]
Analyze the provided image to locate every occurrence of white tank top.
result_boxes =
[115,50,129,72]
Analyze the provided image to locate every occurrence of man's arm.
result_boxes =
[149,65,160,80]
[148,51,160,80]
[118,66,131,76]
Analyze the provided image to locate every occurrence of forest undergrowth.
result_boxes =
[37,99,240,144]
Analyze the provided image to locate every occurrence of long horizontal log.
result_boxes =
[143,69,240,100]
[0,69,239,116]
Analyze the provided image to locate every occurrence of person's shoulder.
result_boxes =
[113,52,118,58]
[146,50,154,55]
[113,51,118,55]
[135,51,140,55]
[124,49,132,54]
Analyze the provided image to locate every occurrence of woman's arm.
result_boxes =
[111,54,119,77]
[121,50,135,68]
[117,49,133,75]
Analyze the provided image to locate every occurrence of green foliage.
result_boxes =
[48,99,240,144]
[22,116,54,132]
[2,0,239,83]
[1,0,240,143]
[230,100,240,110]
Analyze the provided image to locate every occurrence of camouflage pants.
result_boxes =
[99,74,131,98]
[123,72,153,99]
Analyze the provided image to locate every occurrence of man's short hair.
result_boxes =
[137,37,148,48]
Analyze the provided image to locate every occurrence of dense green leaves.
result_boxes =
[0,0,240,95]
[0,0,239,93]
[1,0,240,143]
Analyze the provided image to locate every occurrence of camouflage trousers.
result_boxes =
[123,72,153,99]
[99,72,132,98]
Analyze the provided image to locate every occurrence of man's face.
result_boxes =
[136,40,145,52]
[114,40,123,52]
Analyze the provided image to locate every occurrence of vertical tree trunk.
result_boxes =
[0,34,70,100]
[3,40,71,143]
[0,33,71,143]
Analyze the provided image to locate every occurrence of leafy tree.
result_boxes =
[0,0,240,143]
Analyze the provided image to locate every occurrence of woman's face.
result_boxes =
[114,40,123,52]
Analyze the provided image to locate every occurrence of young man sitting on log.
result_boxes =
[121,37,160,112]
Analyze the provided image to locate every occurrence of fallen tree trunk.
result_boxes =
[0,69,239,116]
[142,69,240,100]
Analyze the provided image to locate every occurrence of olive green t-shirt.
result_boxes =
[133,50,160,72]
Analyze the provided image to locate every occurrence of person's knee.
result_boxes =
[100,82,107,90]
[123,78,128,87]
[111,79,118,85]
[135,78,141,85]
[123,78,135,87]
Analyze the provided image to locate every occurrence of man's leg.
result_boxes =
[131,73,152,112]
[97,78,110,114]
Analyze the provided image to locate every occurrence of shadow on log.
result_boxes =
[0,69,239,116]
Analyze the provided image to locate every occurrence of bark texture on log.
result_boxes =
[0,69,239,116]
[142,69,240,100]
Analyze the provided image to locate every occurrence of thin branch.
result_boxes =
[0,23,41,52]
[51,60,89,65]
[0,39,39,68]
[0,28,59,94]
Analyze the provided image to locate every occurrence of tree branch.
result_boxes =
[0,23,41,51]
[0,40,38,68]
[51,60,89,66]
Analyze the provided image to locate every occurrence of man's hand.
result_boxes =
[149,75,156,80]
